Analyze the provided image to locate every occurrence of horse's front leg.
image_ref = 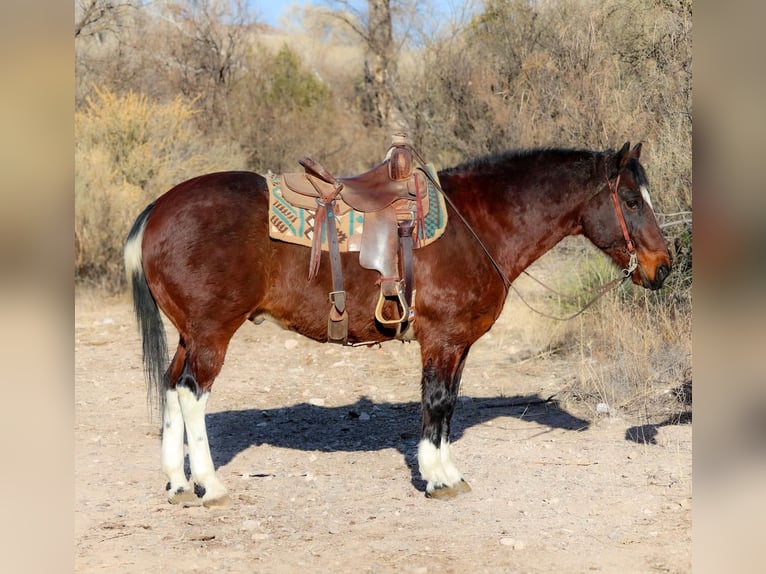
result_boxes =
[418,348,473,498]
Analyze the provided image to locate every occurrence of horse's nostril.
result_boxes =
[657,264,670,285]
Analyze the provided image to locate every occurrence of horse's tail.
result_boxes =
[124,202,167,419]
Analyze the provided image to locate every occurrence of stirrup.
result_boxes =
[374,279,409,325]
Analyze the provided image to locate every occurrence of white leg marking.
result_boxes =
[418,439,441,489]
[640,184,655,211]
[418,438,463,493]
[177,387,229,502]
[161,389,191,497]
[439,439,464,485]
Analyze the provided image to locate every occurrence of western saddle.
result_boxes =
[278,134,432,344]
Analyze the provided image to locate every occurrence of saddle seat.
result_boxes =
[281,146,425,214]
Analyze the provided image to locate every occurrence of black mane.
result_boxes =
[441,147,601,175]
[441,146,649,188]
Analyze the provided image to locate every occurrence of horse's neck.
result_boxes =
[452,173,592,282]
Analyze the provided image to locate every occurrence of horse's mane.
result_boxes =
[441,147,648,188]
[441,147,596,174]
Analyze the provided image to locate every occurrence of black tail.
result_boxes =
[124,202,167,418]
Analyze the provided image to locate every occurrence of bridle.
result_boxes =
[408,145,641,321]
[605,167,639,279]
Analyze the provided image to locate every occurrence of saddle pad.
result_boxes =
[268,165,448,251]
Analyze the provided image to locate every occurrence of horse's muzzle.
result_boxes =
[633,258,671,290]
[643,262,670,290]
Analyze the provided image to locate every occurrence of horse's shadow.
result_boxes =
[205,394,589,492]
[624,412,692,445]
[624,381,693,445]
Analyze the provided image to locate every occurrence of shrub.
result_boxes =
[75,86,246,290]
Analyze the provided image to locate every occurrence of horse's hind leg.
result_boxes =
[175,334,233,508]
[418,346,473,498]
[162,335,233,508]
[157,342,193,504]
[177,385,231,507]
[163,392,197,504]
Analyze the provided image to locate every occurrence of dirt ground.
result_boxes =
[75,290,691,573]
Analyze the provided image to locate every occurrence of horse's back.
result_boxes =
[156,170,268,208]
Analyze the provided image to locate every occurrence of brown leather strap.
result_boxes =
[607,173,636,254]
[398,220,415,319]
[299,156,337,185]
[307,174,343,281]
[323,201,345,311]
[308,204,325,281]
[414,173,426,244]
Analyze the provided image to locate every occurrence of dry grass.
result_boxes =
[465,237,692,425]
[543,241,692,423]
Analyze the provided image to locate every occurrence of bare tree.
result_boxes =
[363,0,395,128]
[75,0,135,38]
[321,0,404,130]
[159,0,253,132]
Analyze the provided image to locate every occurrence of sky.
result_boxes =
[251,0,477,29]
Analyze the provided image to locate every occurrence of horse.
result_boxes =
[124,141,671,507]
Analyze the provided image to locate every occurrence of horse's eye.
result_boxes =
[626,199,640,210]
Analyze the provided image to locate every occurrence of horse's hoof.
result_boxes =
[168,488,199,505]
[455,479,472,494]
[426,479,472,499]
[203,494,233,509]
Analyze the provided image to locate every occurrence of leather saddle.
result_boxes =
[281,152,424,213]
[277,134,431,344]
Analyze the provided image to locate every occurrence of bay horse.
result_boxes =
[124,142,671,507]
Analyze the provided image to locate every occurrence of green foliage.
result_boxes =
[401,0,691,216]
[266,45,331,110]
[226,42,375,173]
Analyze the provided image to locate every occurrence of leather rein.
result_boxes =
[517,169,639,321]
[411,146,638,321]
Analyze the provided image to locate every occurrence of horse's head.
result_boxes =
[581,142,672,290]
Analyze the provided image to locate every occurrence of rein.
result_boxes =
[410,146,638,321]
[514,168,639,321]
[409,146,512,294]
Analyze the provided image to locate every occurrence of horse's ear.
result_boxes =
[631,142,642,159]
[608,141,631,175]
[617,141,631,168]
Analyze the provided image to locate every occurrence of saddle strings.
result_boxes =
[407,145,632,322]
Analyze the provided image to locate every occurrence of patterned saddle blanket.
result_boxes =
[267,164,447,252]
